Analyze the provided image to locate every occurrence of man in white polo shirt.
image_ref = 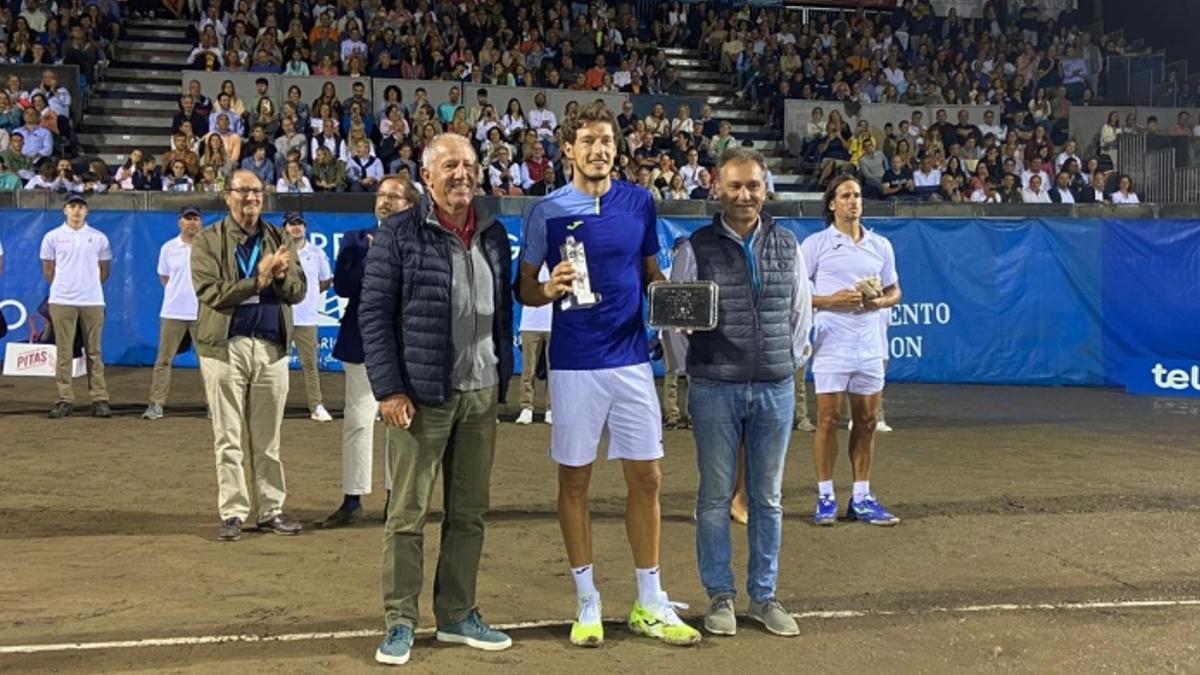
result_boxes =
[40,193,112,419]
[800,174,902,527]
[143,205,204,420]
[284,212,334,422]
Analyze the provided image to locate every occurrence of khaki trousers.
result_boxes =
[48,303,107,404]
[341,362,391,495]
[291,325,323,411]
[149,318,197,405]
[794,362,811,423]
[199,337,289,523]
[662,334,689,422]
[383,386,498,629]
[518,330,550,411]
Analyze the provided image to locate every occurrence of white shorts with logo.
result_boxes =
[548,363,664,467]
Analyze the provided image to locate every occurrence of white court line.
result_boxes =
[3,599,1200,655]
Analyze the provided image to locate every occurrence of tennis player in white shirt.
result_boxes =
[799,174,902,527]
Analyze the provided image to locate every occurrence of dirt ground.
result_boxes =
[1,367,1199,674]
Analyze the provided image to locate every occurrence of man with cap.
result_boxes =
[283,211,335,422]
[191,170,307,541]
[41,193,113,418]
[321,175,419,528]
[143,205,204,420]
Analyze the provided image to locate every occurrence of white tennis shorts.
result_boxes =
[813,358,886,396]
[547,363,664,467]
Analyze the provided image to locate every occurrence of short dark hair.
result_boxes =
[822,174,862,225]
[561,101,618,144]
[715,146,768,181]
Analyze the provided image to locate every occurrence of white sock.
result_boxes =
[571,564,596,599]
[818,480,834,497]
[635,567,663,607]
[852,481,870,502]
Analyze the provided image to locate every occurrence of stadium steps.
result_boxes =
[104,67,182,84]
[664,47,804,193]
[78,19,192,168]
[88,98,178,113]
[124,27,193,42]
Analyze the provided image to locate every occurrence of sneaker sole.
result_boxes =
[748,613,800,637]
[628,622,702,646]
[814,517,836,527]
[257,524,303,535]
[218,533,241,541]
[569,627,604,647]
[703,620,736,636]
[435,632,512,651]
[374,648,411,665]
[848,514,900,526]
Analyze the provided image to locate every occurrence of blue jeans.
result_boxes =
[689,375,794,603]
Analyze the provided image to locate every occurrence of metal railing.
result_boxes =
[1117,132,1200,204]
[1116,132,1146,185]
[1145,149,1174,203]
[1132,69,1156,106]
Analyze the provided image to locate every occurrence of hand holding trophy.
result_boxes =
[559,236,602,310]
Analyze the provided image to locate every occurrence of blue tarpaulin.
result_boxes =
[2,209,1196,388]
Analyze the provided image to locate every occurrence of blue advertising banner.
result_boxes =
[662,216,1106,386]
[2,210,1197,390]
[1124,358,1200,399]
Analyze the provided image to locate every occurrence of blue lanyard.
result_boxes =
[236,238,262,279]
[741,236,762,297]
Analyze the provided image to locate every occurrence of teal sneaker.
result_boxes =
[436,609,512,651]
[375,624,413,666]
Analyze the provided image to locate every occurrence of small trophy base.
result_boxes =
[560,291,602,311]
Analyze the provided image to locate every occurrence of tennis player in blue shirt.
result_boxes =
[516,102,702,648]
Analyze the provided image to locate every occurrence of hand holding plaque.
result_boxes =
[648,281,719,331]
[559,236,602,311]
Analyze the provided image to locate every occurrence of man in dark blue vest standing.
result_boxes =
[668,147,812,639]
[321,176,419,528]
[360,134,515,666]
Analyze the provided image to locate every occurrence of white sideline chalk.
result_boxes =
[3,599,1199,655]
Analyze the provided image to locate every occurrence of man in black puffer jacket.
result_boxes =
[360,133,515,666]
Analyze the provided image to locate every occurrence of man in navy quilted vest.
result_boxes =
[668,146,812,639]
[360,134,515,666]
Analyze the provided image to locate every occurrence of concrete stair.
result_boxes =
[662,47,808,193]
[79,19,191,168]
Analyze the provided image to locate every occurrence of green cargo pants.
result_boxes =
[382,386,499,629]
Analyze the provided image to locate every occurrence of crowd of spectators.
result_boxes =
[1,0,1198,202]
[1,0,114,84]
[1,73,768,199]
[794,103,1190,204]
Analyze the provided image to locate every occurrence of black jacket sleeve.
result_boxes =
[359,215,408,402]
[496,229,514,405]
[333,230,366,300]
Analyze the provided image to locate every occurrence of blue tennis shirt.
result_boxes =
[522,181,659,370]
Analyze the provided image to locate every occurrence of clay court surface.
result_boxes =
[1,367,1199,674]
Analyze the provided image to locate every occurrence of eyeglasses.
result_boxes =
[229,187,264,197]
[378,192,408,201]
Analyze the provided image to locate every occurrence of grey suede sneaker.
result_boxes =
[748,598,799,636]
[704,594,737,636]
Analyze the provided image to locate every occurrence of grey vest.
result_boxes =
[686,214,796,382]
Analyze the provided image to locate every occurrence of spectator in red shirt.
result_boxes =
[585,55,607,91]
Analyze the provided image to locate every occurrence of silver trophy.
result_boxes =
[559,235,601,310]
